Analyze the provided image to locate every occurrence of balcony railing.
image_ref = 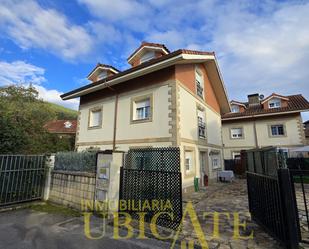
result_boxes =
[197,83,204,98]
[198,120,206,138]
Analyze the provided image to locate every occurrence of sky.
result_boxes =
[0,0,308,120]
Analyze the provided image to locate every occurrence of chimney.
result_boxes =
[248,93,260,106]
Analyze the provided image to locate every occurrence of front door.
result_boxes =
[199,151,208,186]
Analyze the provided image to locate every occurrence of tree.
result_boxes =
[0,85,74,154]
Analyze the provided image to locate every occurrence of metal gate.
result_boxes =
[0,155,46,207]
[119,147,182,230]
[290,169,309,244]
[246,147,299,249]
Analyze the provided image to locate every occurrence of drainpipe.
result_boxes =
[113,94,119,151]
[253,118,259,148]
[107,85,118,151]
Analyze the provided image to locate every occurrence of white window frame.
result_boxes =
[230,128,243,139]
[270,124,285,136]
[134,99,151,120]
[88,107,102,129]
[97,71,107,80]
[211,154,221,170]
[184,151,194,173]
[140,51,155,63]
[231,105,240,113]
[195,67,204,99]
[268,98,281,108]
[232,152,241,160]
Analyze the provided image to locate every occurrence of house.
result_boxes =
[305,120,309,145]
[61,42,230,191]
[44,120,77,138]
[222,93,309,159]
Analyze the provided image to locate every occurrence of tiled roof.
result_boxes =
[127,41,171,61]
[44,120,77,134]
[61,49,215,99]
[87,63,120,77]
[222,95,309,120]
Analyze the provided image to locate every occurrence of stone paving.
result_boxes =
[180,179,284,249]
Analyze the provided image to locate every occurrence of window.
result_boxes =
[89,107,102,128]
[232,152,241,160]
[268,98,281,108]
[270,124,285,136]
[184,151,193,173]
[231,128,243,139]
[231,105,240,113]
[131,95,153,123]
[97,71,107,80]
[195,67,204,98]
[211,154,221,169]
[197,109,206,138]
[140,51,155,63]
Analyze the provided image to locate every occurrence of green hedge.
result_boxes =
[54,151,97,172]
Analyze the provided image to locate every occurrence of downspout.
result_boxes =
[107,86,118,151]
[113,93,119,151]
[253,117,259,148]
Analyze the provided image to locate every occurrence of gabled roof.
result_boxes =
[260,93,289,104]
[230,100,247,108]
[61,48,230,114]
[222,95,309,120]
[127,42,170,63]
[87,63,120,78]
[44,120,77,134]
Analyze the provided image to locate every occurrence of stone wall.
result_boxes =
[49,170,95,211]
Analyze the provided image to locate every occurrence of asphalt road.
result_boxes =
[0,209,177,249]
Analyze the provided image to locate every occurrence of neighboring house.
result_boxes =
[222,93,309,159]
[61,42,230,191]
[305,120,309,145]
[44,120,77,138]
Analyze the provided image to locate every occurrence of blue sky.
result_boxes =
[0,0,308,120]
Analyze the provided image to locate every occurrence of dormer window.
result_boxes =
[268,98,281,108]
[140,51,155,63]
[64,121,72,129]
[97,71,107,80]
[231,105,240,113]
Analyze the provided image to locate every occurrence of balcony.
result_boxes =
[198,120,206,138]
[197,83,204,98]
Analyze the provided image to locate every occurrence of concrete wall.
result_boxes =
[222,114,305,159]
[49,171,95,211]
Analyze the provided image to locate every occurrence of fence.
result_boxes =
[0,155,46,206]
[246,147,299,249]
[224,159,246,176]
[119,147,182,230]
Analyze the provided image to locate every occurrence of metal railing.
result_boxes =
[0,155,46,206]
[197,83,204,98]
[198,120,206,138]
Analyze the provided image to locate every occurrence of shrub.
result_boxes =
[54,151,97,172]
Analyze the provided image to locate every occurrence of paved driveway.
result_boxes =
[0,208,174,249]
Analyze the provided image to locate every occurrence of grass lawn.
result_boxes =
[30,202,81,217]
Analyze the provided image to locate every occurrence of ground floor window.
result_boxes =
[210,151,221,170]
[184,150,194,173]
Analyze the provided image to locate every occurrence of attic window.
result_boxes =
[268,98,281,108]
[64,121,72,129]
[140,51,155,63]
[231,105,240,113]
[97,71,108,80]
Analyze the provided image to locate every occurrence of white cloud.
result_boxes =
[0,60,46,85]
[0,60,78,110]
[0,0,94,60]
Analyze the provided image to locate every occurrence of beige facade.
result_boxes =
[222,114,306,159]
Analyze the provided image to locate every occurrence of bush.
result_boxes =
[54,151,97,172]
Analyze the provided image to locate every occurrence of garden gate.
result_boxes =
[119,147,182,229]
[0,155,46,207]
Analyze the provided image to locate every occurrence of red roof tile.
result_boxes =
[44,120,77,134]
[222,95,309,120]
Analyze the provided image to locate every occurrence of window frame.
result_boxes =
[195,66,204,99]
[184,149,195,176]
[130,94,153,124]
[88,106,103,129]
[197,108,206,139]
[269,124,286,137]
[230,127,244,139]
[140,51,155,63]
[231,105,240,113]
[268,98,281,109]
[210,151,221,170]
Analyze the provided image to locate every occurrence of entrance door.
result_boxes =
[199,151,208,186]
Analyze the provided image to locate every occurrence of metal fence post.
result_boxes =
[278,168,299,249]
[43,155,55,201]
